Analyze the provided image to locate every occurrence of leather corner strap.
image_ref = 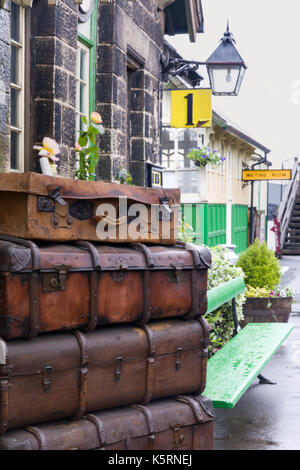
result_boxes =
[0,235,41,339]
[175,241,210,322]
[70,330,89,420]
[75,241,101,332]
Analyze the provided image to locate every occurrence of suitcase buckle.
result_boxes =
[47,186,66,207]
[170,261,184,284]
[171,424,185,447]
[42,265,70,292]
[157,197,173,222]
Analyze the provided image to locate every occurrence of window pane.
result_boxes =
[10,131,19,170]
[11,3,20,43]
[11,45,19,84]
[11,87,19,127]
[80,49,86,81]
[80,82,87,114]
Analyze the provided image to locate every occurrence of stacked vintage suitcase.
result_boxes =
[0,172,214,450]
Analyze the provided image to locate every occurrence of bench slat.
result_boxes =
[204,323,294,408]
[206,277,246,314]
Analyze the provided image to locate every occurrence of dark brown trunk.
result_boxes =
[0,318,210,434]
[0,394,214,450]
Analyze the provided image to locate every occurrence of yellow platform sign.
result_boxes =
[242,169,292,181]
[170,89,212,128]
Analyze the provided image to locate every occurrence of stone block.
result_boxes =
[0,9,10,45]
[130,111,144,137]
[96,154,112,181]
[34,99,54,141]
[130,89,144,111]
[130,160,146,187]
[131,138,145,161]
[68,73,77,108]
[34,66,54,100]
[61,105,76,147]
[55,3,78,47]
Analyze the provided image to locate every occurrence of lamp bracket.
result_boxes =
[161,54,204,83]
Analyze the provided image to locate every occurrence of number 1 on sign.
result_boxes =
[185,93,194,126]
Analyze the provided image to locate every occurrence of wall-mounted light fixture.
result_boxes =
[162,22,247,96]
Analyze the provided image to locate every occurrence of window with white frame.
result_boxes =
[10,1,25,171]
[76,41,90,135]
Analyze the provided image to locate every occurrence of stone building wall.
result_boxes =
[0,0,165,184]
[31,0,78,176]
[97,0,164,185]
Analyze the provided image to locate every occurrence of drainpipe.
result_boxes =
[226,144,232,246]
[249,151,271,244]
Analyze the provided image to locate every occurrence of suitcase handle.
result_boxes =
[92,214,136,227]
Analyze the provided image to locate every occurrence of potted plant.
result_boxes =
[204,246,246,356]
[186,145,226,168]
[186,146,226,200]
[236,239,295,326]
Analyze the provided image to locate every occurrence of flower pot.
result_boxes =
[240,296,293,327]
[196,165,207,201]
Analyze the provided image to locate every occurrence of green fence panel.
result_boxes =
[231,204,248,254]
[181,203,226,247]
[206,204,226,247]
[180,203,205,245]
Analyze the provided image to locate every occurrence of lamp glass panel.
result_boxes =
[208,64,241,95]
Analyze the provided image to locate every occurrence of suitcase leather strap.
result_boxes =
[194,317,210,395]
[174,242,206,321]
[84,414,106,449]
[175,395,205,423]
[76,241,101,332]
[25,426,48,450]
[0,235,41,338]
[141,325,156,404]
[0,378,9,435]
[131,404,155,449]
[130,243,154,268]
[70,330,88,419]
[130,244,153,325]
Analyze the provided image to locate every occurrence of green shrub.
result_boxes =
[204,246,246,356]
[236,239,281,290]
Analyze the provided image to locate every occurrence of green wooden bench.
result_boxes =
[203,278,294,408]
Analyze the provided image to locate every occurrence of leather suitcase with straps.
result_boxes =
[0,318,210,435]
[0,235,211,340]
[0,172,180,244]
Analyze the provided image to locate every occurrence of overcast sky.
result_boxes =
[166,0,300,169]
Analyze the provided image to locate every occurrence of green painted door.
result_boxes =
[206,204,226,247]
[181,203,226,247]
[232,204,248,254]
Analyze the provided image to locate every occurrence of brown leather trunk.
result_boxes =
[0,394,214,450]
[0,318,210,434]
[0,172,180,244]
[0,236,211,340]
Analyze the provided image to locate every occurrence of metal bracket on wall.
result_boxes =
[242,162,251,189]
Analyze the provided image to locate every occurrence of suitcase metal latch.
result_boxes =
[43,365,52,393]
[170,261,184,284]
[42,265,70,293]
[47,186,66,207]
[171,424,185,447]
[115,355,122,382]
[158,197,173,222]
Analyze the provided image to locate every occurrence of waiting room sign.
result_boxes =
[242,169,292,181]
